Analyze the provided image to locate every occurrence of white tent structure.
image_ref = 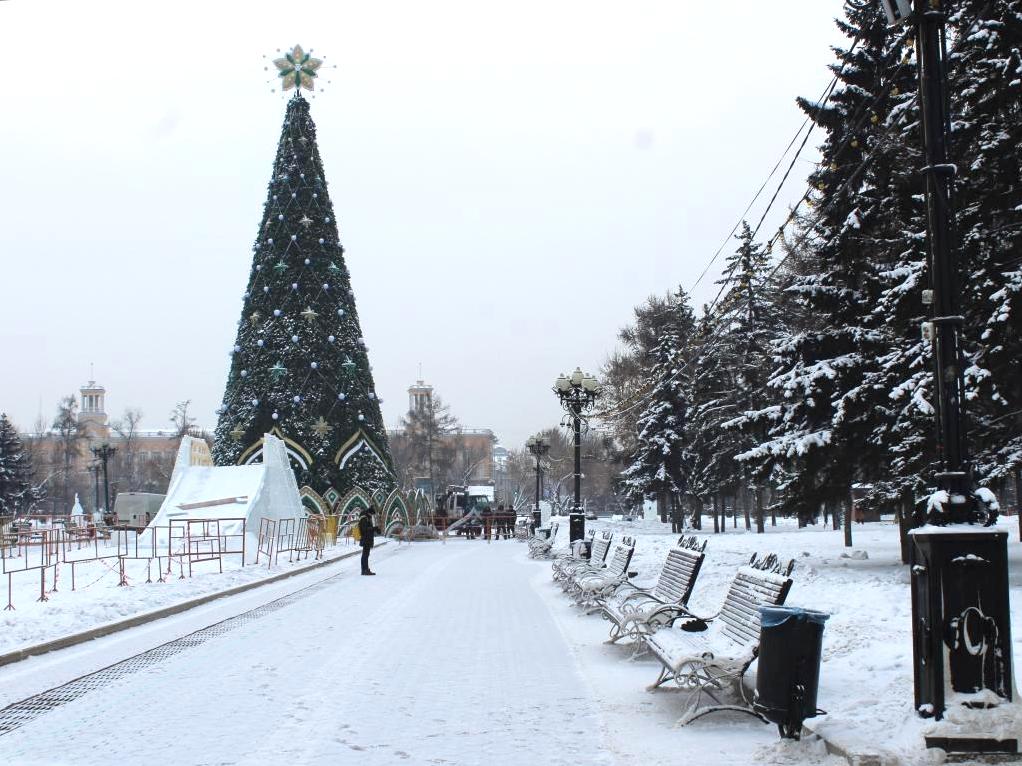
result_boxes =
[140,434,304,564]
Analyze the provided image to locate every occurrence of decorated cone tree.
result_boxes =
[213,47,395,508]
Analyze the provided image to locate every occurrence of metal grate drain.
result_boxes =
[0,570,344,736]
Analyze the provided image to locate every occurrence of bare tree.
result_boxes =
[110,407,144,491]
[170,400,197,441]
[393,394,459,492]
[52,395,84,514]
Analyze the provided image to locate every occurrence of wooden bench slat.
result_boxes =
[641,552,795,690]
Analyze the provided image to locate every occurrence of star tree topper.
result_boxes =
[273,45,323,91]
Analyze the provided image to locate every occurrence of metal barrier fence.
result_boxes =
[256,518,278,568]
[1,513,353,610]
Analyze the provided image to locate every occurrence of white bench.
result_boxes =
[555,533,612,589]
[570,537,636,608]
[551,529,597,581]
[642,553,795,725]
[602,535,707,645]
[528,521,560,559]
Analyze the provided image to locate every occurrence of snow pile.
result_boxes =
[141,434,304,564]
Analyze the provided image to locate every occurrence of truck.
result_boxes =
[112,492,165,529]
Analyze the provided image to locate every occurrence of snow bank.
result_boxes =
[141,434,304,563]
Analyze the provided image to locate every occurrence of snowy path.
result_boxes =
[0,538,838,766]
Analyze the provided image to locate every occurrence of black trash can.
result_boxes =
[754,606,829,739]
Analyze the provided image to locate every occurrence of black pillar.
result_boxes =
[569,409,584,542]
[916,0,970,513]
[533,455,542,530]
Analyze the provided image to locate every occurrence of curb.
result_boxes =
[0,541,385,669]
[802,721,889,766]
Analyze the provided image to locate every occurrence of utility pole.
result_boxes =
[882,0,1015,753]
[916,0,970,516]
[90,444,117,518]
[526,436,550,532]
[554,369,601,542]
[90,463,101,516]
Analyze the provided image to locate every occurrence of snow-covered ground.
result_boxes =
[0,534,367,655]
[0,518,1019,765]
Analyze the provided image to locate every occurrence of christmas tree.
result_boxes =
[213,47,395,509]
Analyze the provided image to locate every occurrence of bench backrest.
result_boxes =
[653,535,707,606]
[717,553,795,648]
[589,534,612,564]
[604,537,635,577]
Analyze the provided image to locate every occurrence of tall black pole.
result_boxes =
[896,1,1016,744]
[916,0,970,517]
[92,464,100,517]
[534,453,542,529]
[101,457,111,516]
[554,370,600,543]
[573,410,582,513]
[91,444,116,518]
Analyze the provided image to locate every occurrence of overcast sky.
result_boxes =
[0,0,846,448]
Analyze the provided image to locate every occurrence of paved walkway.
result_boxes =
[0,541,612,766]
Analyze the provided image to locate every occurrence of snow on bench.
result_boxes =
[642,552,795,725]
[528,521,560,559]
[602,535,707,645]
[554,532,612,589]
[569,537,636,609]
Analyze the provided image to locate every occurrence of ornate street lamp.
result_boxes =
[525,435,550,532]
[90,444,117,518]
[553,367,601,542]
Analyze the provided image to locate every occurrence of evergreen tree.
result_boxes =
[714,224,787,528]
[0,414,39,515]
[686,305,733,518]
[393,395,459,491]
[213,92,395,504]
[621,288,696,506]
[602,290,693,466]
[740,2,921,520]
[950,0,1022,485]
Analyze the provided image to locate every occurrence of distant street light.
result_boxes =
[525,435,550,532]
[553,367,601,542]
[90,444,117,519]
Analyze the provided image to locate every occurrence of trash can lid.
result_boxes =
[759,605,830,627]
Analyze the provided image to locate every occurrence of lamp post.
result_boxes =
[90,462,101,517]
[553,367,601,542]
[881,1,1014,753]
[525,436,550,531]
[90,444,117,518]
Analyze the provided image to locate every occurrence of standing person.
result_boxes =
[482,505,493,542]
[358,506,379,575]
[494,504,505,540]
[435,504,448,544]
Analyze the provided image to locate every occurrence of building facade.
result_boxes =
[22,380,197,514]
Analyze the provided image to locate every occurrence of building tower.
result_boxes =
[78,380,109,440]
[408,380,434,413]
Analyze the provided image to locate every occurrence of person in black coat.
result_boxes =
[358,506,379,575]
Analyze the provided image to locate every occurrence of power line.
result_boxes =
[601,27,921,422]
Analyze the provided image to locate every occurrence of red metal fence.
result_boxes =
[1,512,356,610]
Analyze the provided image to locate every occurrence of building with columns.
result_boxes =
[21,379,202,513]
[387,379,498,492]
